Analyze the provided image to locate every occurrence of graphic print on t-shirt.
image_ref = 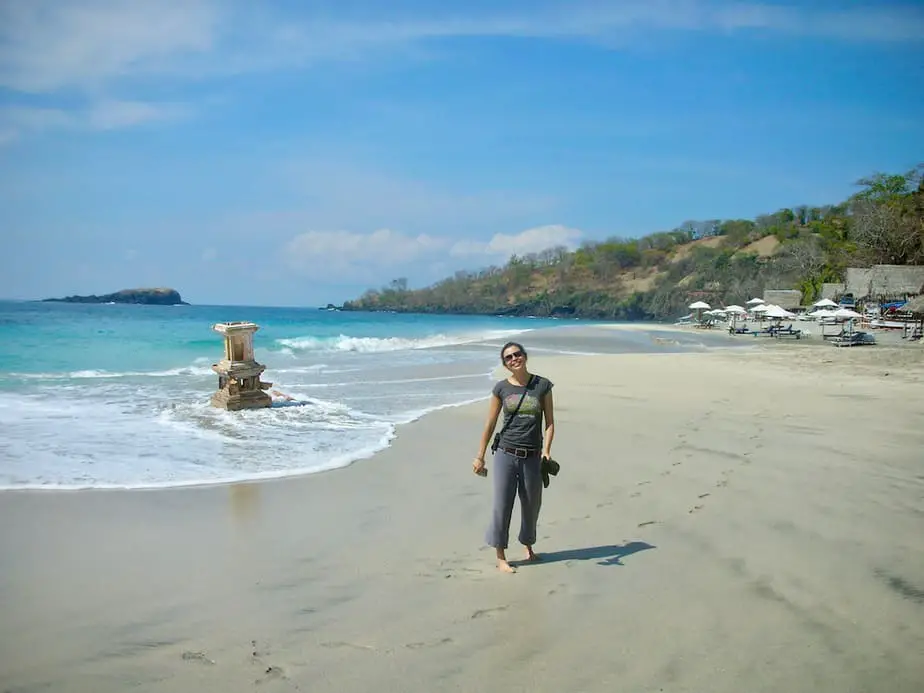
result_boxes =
[504,393,541,418]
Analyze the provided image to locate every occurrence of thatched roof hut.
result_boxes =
[763,289,802,310]
[846,265,924,300]
[903,295,924,315]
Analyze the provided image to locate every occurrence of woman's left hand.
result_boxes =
[472,457,487,476]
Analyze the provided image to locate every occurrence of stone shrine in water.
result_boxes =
[210,322,273,410]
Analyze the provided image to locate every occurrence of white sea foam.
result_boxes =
[275,328,530,353]
[293,372,490,388]
[1,309,555,490]
[11,365,215,380]
[0,363,491,491]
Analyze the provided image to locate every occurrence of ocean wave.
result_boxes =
[0,430,396,492]
[275,328,531,353]
[0,380,493,490]
[8,365,215,380]
[294,372,491,388]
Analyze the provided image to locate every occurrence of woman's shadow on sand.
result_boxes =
[530,541,655,567]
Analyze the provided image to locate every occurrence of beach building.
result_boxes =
[821,282,845,301]
[762,289,802,311]
[844,265,924,302]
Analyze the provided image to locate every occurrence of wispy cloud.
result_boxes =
[2,1,921,96]
[450,225,583,258]
[0,100,189,144]
[280,224,582,280]
[283,229,447,276]
[274,158,558,230]
[0,0,216,93]
[86,100,189,130]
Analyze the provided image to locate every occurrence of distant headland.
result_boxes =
[41,288,189,305]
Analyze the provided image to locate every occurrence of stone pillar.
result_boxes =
[210,322,273,410]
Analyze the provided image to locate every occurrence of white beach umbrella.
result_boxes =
[764,305,796,319]
[724,305,746,313]
[833,307,862,319]
[750,304,770,313]
[812,298,838,308]
[689,301,711,310]
[809,308,836,318]
[746,297,765,306]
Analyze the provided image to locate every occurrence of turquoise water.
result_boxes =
[0,302,736,490]
[0,302,574,489]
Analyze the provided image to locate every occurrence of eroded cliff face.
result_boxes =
[42,288,189,305]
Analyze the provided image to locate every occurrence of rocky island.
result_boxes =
[42,288,189,305]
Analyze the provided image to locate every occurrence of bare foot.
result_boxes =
[497,560,517,573]
[524,547,541,562]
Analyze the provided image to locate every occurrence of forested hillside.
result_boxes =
[342,166,924,321]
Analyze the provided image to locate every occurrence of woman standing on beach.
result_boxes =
[473,342,555,573]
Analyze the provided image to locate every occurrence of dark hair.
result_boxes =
[500,341,527,363]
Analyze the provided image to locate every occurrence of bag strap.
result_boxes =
[497,375,533,439]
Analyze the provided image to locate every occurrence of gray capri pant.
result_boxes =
[485,449,543,549]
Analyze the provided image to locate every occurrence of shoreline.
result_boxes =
[0,322,744,494]
[2,321,918,494]
[2,342,923,691]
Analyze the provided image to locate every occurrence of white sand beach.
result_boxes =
[2,331,923,692]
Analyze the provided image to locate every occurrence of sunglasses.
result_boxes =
[503,350,524,362]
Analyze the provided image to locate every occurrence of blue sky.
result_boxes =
[1,0,922,306]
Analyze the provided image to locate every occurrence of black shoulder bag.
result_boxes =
[491,375,533,453]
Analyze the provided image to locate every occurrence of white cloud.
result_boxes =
[0,0,216,93]
[281,224,583,280]
[0,100,189,144]
[451,224,583,258]
[1,2,920,95]
[280,159,557,229]
[87,100,189,130]
[283,228,448,276]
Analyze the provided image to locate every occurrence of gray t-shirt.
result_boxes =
[492,375,553,450]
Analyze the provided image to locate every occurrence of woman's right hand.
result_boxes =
[472,457,487,476]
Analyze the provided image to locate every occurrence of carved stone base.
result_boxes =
[210,387,272,411]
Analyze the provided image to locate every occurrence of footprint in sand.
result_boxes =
[698,493,711,499]
[181,651,215,665]
[254,664,299,688]
[688,505,704,514]
[637,481,651,486]
[250,641,298,688]
[637,520,658,528]
[629,492,641,498]
[405,637,453,650]
[471,606,508,619]
[321,641,378,652]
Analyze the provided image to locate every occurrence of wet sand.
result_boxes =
[1,328,923,692]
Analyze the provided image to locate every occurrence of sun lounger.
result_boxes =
[832,332,876,347]
[774,325,803,339]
